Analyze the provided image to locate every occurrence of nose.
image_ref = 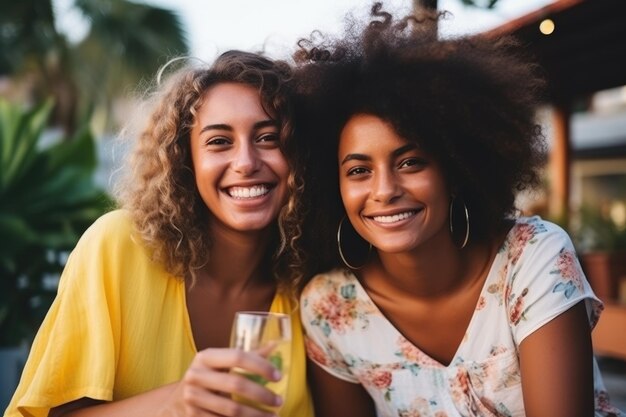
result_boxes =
[232,140,261,175]
[371,169,401,203]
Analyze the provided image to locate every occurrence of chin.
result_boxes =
[373,239,419,254]
[235,217,278,232]
[233,223,273,233]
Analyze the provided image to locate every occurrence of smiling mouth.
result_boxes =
[226,184,271,199]
[370,210,418,224]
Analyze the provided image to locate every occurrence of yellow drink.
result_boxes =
[232,340,291,412]
[229,312,292,413]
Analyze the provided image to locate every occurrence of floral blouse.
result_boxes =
[301,216,624,417]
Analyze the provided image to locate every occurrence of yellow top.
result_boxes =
[5,210,313,417]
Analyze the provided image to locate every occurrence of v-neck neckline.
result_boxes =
[180,280,282,353]
[346,228,514,368]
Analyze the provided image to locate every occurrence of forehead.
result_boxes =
[339,114,409,152]
[197,82,268,120]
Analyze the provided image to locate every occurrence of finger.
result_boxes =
[196,348,282,383]
[183,384,279,417]
[215,371,283,410]
[256,342,279,358]
[185,366,283,409]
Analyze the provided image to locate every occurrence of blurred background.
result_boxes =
[1,0,625,411]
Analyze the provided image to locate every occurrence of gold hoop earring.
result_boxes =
[449,196,470,249]
[337,216,372,270]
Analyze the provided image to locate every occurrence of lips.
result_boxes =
[226,184,272,199]
[367,209,420,224]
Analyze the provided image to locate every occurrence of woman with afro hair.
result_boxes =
[293,3,623,417]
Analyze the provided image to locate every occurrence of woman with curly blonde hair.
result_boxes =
[6,50,314,417]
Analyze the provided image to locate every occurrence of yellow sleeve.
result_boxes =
[271,294,315,417]
[5,211,129,417]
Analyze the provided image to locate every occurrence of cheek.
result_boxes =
[425,177,450,207]
[192,158,227,202]
[269,153,290,201]
[193,156,220,183]
[272,153,290,183]
[339,180,364,211]
[408,172,448,200]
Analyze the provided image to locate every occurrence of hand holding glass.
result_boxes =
[230,311,291,412]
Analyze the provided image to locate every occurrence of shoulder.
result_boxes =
[510,216,569,241]
[60,209,173,297]
[63,209,157,285]
[501,217,602,341]
[505,216,575,263]
[301,268,357,300]
[76,209,146,256]
[82,209,134,241]
[300,268,370,328]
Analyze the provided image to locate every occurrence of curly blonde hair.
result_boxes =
[116,50,305,294]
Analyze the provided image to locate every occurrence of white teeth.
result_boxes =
[372,211,415,224]
[228,185,270,199]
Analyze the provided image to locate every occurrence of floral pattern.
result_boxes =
[305,272,376,337]
[508,287,528,326]
[301,216,622,417]
[551,247,585,299]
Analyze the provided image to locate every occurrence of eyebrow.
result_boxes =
[199,119,278,134]
[340,153,370,165]
[340,143,418,165]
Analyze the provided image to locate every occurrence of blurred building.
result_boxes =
[486,0,626,225]
[487,0,626,407]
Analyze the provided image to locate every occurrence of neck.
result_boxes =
[370,233,491,299]
[201,221,276,294]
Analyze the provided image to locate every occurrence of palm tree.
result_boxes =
[0,0,188,134]
[410,0,502,41]
[413,0,501,11]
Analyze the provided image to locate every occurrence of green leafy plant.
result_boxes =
[0,0,188,135]
[573,205,626,253]
[0,99,112,346]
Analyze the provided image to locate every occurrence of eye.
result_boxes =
[256,132,281,150]
[206,136,231,146]
[346,166,370,176]
[399,157,426,169]
[257,132,280,143]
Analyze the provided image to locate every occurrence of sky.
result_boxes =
[55,0,555,61]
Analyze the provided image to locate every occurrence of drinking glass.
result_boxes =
[229,311,291,412]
